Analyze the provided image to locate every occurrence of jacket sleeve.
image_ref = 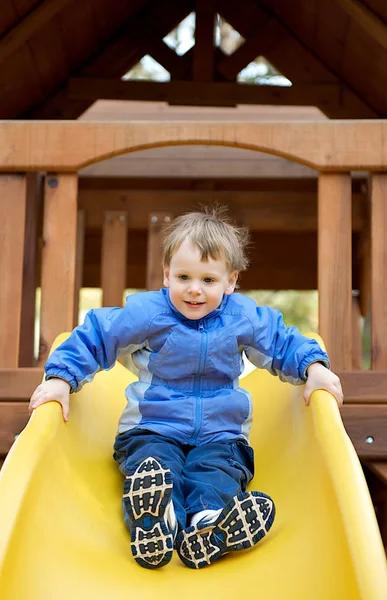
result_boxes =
[44,296,152,392]
[244,306,330,385]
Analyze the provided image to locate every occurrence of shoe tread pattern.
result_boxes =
[176,491,275,569]
[123,457,174,569]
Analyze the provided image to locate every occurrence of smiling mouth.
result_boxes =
[184,301,204,306]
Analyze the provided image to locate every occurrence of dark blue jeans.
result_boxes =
[113,428,255,531]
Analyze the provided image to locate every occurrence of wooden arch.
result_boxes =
[1,121,387,172]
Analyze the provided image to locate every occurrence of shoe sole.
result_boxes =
[176,491,275,569]
[123,456,174,569]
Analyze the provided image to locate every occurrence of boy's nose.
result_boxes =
[188,282,202,294]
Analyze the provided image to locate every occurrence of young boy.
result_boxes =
[29,207,343,570]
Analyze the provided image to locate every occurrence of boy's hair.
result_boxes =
[162,205,250,272]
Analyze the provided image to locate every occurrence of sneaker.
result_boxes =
[176,491,275,569]
[123,456,177,569]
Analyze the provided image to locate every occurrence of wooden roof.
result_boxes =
[1,0,387,120]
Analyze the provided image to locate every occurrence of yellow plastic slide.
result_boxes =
[0,336,386,600]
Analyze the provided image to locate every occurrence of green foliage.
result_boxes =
[244,290,318,333]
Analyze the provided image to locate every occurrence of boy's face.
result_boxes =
[163,239,238,320]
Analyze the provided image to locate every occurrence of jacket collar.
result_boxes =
[162,288,229,323]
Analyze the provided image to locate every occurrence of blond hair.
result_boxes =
[163,205,250,272]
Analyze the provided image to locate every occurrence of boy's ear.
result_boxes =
[163,266,170,288]
[225,271,238,295]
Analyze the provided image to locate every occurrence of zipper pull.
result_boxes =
[198,321,204,331]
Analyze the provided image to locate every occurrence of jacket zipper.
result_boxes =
[191,320,208,444]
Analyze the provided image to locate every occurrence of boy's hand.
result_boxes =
[304,362,343,407]
[29,378,71,422]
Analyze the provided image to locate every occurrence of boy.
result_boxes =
[29,207,343,570]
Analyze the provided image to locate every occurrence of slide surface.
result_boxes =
[0,336,387,600]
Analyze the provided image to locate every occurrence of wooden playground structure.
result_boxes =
[1,0,387,558]
[0,119,387,549]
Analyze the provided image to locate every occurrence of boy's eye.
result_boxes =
[203,277,215,284]
[178,275,189,280]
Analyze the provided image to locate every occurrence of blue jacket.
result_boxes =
[45,289,329,445]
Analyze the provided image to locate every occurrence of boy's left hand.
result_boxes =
[304,362,343,407]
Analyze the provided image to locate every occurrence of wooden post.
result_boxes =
[370,173,387,369]
[0,174,27,367]
[39,174,78,364]
[73,209,85,326]
[101,211,128,307]
[146,213,173,291]
[194,0,216,82]
[318,173,352,370]
[19,173,43,366]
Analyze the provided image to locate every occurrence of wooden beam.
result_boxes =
[370,174,387,369]
[39,174,78,364]
[4,121,387,172]
[68,77,346,109]
[335,0,387,54]
[341,405,387,459]
[28,0,193,119]
[147,212,173,290]
[0,0,71,66]
[101,211,128,307]
[219,0,377,118]
[194,0,216,81]
[0,368,43,399]
[318,173,352,371]
[337,371,387,403]
[0,175,27,368]
[148,40,191,80]
[77,187,364,232]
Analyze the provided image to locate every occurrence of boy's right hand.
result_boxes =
[29,378,71,422]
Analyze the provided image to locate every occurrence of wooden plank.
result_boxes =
[68,77,346,109]
[78,177,322,192]
[0,402,29,454]
[370,174,387,369]
[146,212,173,291]
[73,209,85,326]
[19,173,42,367]
[194,0,216,81]
[341,405,387,459]
[318,173,352,371]
[78,187,364,231]
[337,371,387,403]
[3,121,387,172]
[0,174,27,367]
[101,211,128,307]
[335,0,387,54]
[0,0,72,66]
[0,368,44,399]
[79,151,317,180]
[39,174,78,364]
